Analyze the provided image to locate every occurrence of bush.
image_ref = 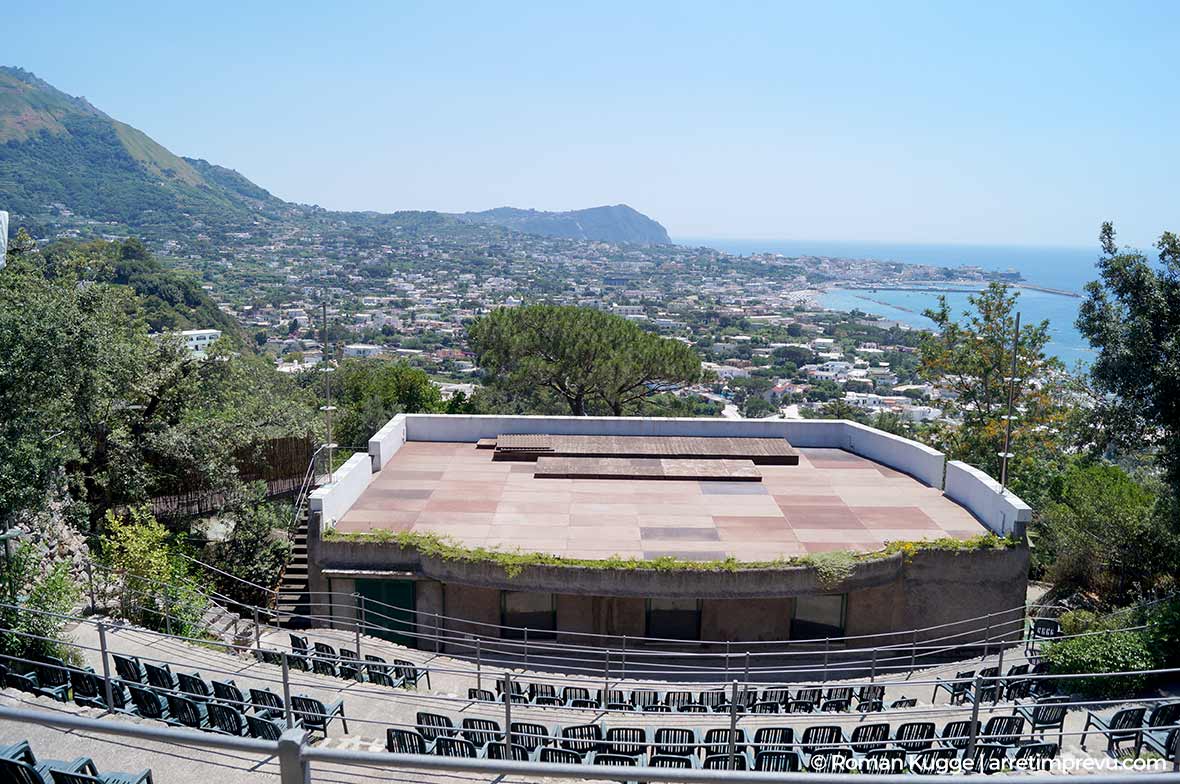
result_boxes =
[0,544,81,665]
[1043,630,1154,698]
[1058,609,1123,636]
[209,487,293,606]
[1142,597,1180,668]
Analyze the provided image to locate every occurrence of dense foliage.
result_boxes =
[1043,630,1154,698]
[0,544,80,664]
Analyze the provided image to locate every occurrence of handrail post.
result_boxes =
[621,635,627,677]
[353,592,362,660]
[281,653,294,728]
[993,646,1005,706]
[743,651,750,684]
[476,638,482,692]
[603,650,610,699]
[726,680,740,769]
[97,621,115,715]
[724,640,731,680]
[523,627,529,666]
[277,726,310,784]
[253,607,262,651]
[822,637,829,683]
[983,612,993,660]
[870,648,877,682]
[910,629,917,675]
[966,675,982,764]
[434,613,440,654]
[503,671,513,749]
[85,560,97,614]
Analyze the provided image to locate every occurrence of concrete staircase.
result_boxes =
[274,518,311,629]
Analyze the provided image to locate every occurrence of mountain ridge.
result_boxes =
[0,66,670,248]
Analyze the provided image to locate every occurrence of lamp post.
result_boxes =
[998,312,1021,494]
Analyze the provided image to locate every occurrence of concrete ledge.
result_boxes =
[309,452,375,529]
[368,413,408,470]
[841,421,945,488]
[944,460,1032,537]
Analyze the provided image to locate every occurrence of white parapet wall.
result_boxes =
[401,415,939,484]
[944,460,1032,537]
[308,452,375,529]
[368,413,408,470]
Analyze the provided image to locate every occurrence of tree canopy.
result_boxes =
[468,305,702,416]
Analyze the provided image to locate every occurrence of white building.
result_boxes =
[180,329,222,358]
[344,343,384,358]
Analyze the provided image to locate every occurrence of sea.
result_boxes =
[676,238,1103,367]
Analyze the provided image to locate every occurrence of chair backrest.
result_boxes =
[461,718,501,747]
[665,690,696,709]
[982,715,1024,745]
[415,711,455,741]
[129,684,165,719]
[894,721,936,751]
[166,694,204,727]
[562,686,590,702]
[654,727,696,756]
[650,755,692,768]
[434,737,476,758]
[468,688,495,702]
[495,676,524,696]
[971,743,1009,773]
[755,750,800,772]
[485,742,529,761]
[786,699,815,714]
[700,690,727,709]
[291,696,328,726]
[801,725,844,754]
[177,672,210,699]
[850,723,890,753]
[594,753,637,767]
[529,682,555,700]
[820,698,850,712]
[606,727,646,755]
[864,748,906,774]
[1149,702,1180,728]
[539,747,581,764]
[311,658,337,677]
[0,755,48,784]
[1032,617,1061,639]
[212,680,244,707]
[35,656,70,688]
[1006,664,1030,678]
[289,634,310,654]
[392,659,424,685]
[703,753,747,770]
[858,685,884,702]
[762,688,790,705]
[112,654,143,683]
[703,728,747,754]
[979,666,1000,679]
[247,714,285,741]
[208,703,245,735]
[891,697,918,709]
[599,688,624,706]
[1032,697,1068,725]
[70,668,101,698]
[1014,742,1058,766]
[49,770,105,784]
[144,662,174,690]
[753,727,794,752]
[1110,707,1147,730]
[250,688,284,712]
[750,700,781,714]
[387,728,428,754]
[631,689,659,708]
[941,719,980,749]
[313,642,337,658]
[510,722,550,752]
[560,724,603,753]
[825,686,852,702]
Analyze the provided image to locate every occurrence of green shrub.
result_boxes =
[1142,597,1180,667]
[1058,609,1125,635]
[1043,630,1154,698]
[0,544,81,664]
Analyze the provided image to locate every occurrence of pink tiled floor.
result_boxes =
[335,442,988,560]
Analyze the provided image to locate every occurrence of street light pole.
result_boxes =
[999,311,1021,494]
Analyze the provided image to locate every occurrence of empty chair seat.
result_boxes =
[931,670,974,704]
[939,719,981,750]
[560,724,603,756]
[291,695,347,736]
[460,718,501,751]
[433,737,476,758]
[801,725,844,755]
[653,728,696,757]
[176,672,212,701]
[755,750,801,771]
[485,742,529,761]
[207,703,248,736]
[820,697,850,712]
[890,697,918,709]
[850,723,891,754]
[1015,697,1068,746]
[749,700,781,714]
[1081,706,1147,755]
[415,712,455,742]
[393,659,430,689]
[364,655,403,688]
[387,728,430,754]
[112,655,145,684]
[981,715,1024,746]
[893,721,936,752]
[539,747,582,764]
[569,698,598,709]
[605,727,646,757]
[247,714,288,741]
[509,722,551,753]
[143,663,177,692]
[211,680,245,709]
[164,694,208,729]
[703,752,747,770]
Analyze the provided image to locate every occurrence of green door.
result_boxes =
[355,579,417,648]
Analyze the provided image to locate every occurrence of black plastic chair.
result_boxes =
[50,768,154,784]
[112,655,145,684]
[510,722,551,753]
[981,714,1025,746]
[1015,697,1068,746]
[704,752,748,770]
[801,725,844,755]
[433,737,476,758]
[247,713,289,741]
[393,659,430,689]
[291,695,347,736]
[0,740,94,784]
[485,742,529,760]
[562,686,591,705]
[127,685,168,720]
[529,682,556,703]
[249,688,285,718]
[605,727,646,757]
[755,750,801,771]
[893,721,935,752]
[593,753,638,767]
[364,655,403,688]
[560,724,603,757]
[1081,706,1147,755]
[940,719,981,750]
[753,727,794,753]
[460,718,501,751]
[467,688,495,702]
[387,728,430,754]
[1014,741,1059,769]
[176,672,212,702]
[650,754,692,768]
[211,679,245,709]
[702,728,748,758]
[911,747,958,775]
[850,723,891,754]
[931,669,974,704]
[862,748,906,775]
[539,747,582,764]
[807,747,853,773]
[665,690,697,712]
[415,711,456,742]
[969,743,1009,774]
[143,663,177,692]
[164,693,208,729]
[32,656,72,702]
[653,727,696,757]
[207,703,248,736]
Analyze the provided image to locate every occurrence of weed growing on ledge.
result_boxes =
[321,528,1014,580]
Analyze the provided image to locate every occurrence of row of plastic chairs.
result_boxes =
[0,739,153,784]
[280,635,430,689]
[471,680,913,714]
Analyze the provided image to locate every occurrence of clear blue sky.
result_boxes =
[8,0,1178,246]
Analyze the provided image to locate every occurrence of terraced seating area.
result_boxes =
[0,739,153,784]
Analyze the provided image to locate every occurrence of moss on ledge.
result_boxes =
[321,527,1017,583]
